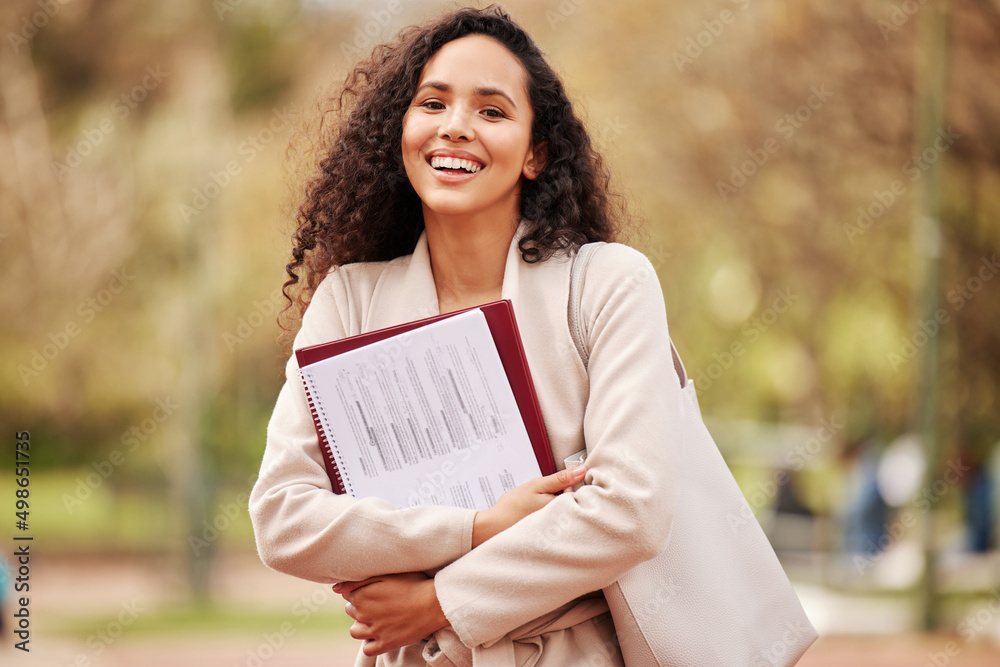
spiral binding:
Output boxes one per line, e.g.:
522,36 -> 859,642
299,368 -> 350,496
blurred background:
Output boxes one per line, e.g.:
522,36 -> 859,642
1,0 -> 998,664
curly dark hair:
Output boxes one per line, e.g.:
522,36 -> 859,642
282,3 -> 629,328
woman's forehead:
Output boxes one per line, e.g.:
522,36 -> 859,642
418,35 -> 529,101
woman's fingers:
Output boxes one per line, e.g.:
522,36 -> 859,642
337,573 -> 445,657
349,619 -> 372,640
530,465 -> 587,495
333,577 -> 380,598
474,466 -> 589,545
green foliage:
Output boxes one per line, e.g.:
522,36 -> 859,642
60,602 -> 351,638
1,0 -> 997,552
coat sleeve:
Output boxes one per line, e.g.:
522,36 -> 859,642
249,271 -> 477,583
433,243 -> 682,648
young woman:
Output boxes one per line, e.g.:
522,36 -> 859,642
249,5 -> 680,665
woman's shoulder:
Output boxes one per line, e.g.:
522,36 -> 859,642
573,241 -> 667,326
578,241 -> 659,284
314,255 -> 408,298
298,255 -> 411,344
305,255 -> 405,317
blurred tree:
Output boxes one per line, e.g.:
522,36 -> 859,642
0,0 -> 997,616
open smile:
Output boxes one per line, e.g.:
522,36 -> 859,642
425,154 -> 485,184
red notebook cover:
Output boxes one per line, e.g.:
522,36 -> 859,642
295,299 -> 555,496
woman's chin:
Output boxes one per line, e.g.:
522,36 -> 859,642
419,196 -> 494,220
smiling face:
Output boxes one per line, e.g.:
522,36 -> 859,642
401,34 -> 542,226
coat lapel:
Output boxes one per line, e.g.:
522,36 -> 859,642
375,227 -> 441,329
367,220 -> 528,331
499,220 -> 525,305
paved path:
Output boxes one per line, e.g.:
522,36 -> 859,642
0,634 -> 361,666
3,552 -> 1000,666
4,633 -> 1000,666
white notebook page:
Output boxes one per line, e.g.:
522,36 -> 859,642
301,308 -> 542,509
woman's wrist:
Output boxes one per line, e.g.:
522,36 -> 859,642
423,579 -> 449,634
472,508 -> 497,548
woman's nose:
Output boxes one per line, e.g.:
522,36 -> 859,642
438,107 -> 474,141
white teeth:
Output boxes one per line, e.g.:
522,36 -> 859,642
430,155 -> 481,173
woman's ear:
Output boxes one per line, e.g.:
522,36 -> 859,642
523,141 -> 548,180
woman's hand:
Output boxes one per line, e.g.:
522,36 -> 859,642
472,465 -> 587,547
334,572 -> 449,656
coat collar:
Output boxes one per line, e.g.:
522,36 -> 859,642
368,219 -> 529,330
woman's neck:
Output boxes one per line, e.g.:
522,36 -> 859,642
423,209 -> 519,314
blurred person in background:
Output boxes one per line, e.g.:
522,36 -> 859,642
961,423 -> 997,553
842,436 -> 889,557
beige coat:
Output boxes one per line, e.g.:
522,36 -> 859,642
249,220 -> 681,665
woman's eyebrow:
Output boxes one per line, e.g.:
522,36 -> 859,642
415,80 -> 518,110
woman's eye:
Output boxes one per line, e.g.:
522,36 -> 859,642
420,100 -> 445,110
483,108 -> 505,119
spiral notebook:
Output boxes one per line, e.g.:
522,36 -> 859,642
295,300 -> 555,510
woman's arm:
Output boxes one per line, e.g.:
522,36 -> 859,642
471,465 -> 588,546
333,466 -> 588,656
250,266 -> 592,584
249,272 -> 479,583
429,244 -> 683,649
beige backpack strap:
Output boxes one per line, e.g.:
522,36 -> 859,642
568,243 -> 687,388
